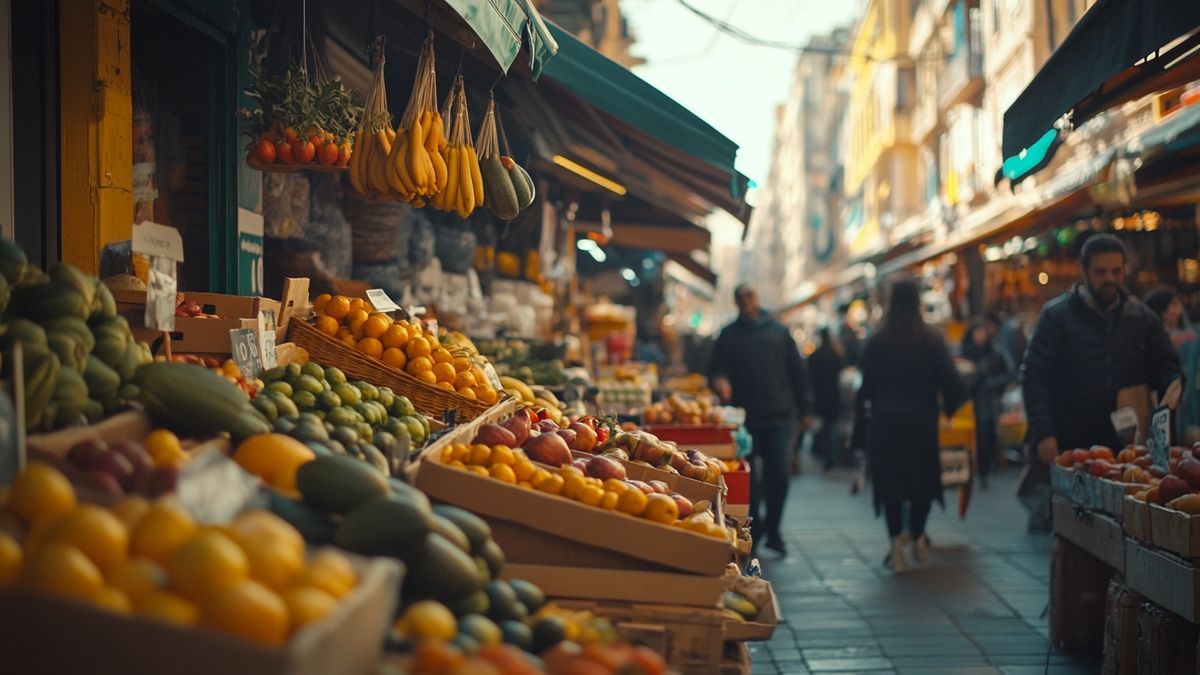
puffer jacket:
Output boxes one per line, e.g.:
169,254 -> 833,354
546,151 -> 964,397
708,313 -> 811,427
1021,284 -> 1181,451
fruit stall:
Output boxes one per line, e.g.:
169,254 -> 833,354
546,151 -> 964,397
1048,443 -> 1200,672
0,231 -> 776,675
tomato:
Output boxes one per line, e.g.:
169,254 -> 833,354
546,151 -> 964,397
276,141 -> 294,165
336,142 -> 352,166
283,127 -> 299,143
1090,447 -> 1115,462
254,140 -> 276,164
595,427 -> 609,444
318,141 -> 339,166
293,140 -> 316,164
1055,453 -> 1073,468
307,134 -> 323,149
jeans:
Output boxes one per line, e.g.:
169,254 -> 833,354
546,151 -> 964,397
747,423 -> 795,543
975,410 -> 998,481
884,500 -> 932,539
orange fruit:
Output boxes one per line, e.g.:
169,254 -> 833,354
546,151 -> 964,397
642,493 -> 680,524
109,495 -> 151,529
363,314 -> 390,339
324,296 -> 351,320
468,444 -> 493,466
432,362 -> 457,383
283,585 -> 338,631
233,434 -> 317,492
235,532 -> 304,592
382,324 -> 410,349
489,445 -> 516,467
600,492 -> 620,511
312,293 -> 332,313
200,579 -> 289,646
39,503 -> 129,575
396,600 -> 457,641
406,336 -> 432,360
336,326 -> 352,339
130,500 -> 196,565
355,337 -> 384,359
341,334 -> 358,347
534,473 -> 565,496
488,464 -> 517,484
416,371 -> 438,385
316,315 -> 339,336
477,386 -> 499,405
431,348 -> 453,364
436,381 -> 455,391
617,489 -> 648,517
8,461 -> 76,527
19,543 -> 104,602
346,309 -> 369,335
230,511 -> 305,557
95,586 -> 133,614
348,298 -> 368,313
165,530 -> 250,601
300,549 -> 357,599
602,479 -> 630,495
578,484 -> 605,507
458,387 -> 477,400
512,459 -> 537,483
144,429 -> 184,465
407,355 -> 433,374
453,356 -> 472,373
466,465 -> 489,477
560,472 -> 587,500
381,348 -> 407,370
107,557 -> 166,602
134,589 -> 199,626
0,532 -> 21,585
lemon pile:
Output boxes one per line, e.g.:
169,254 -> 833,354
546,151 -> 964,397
1,461 -> 358,646
311,294 -> 499,404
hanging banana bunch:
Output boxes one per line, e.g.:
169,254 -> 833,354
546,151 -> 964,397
433,78 -> 484,219
387,34 -> 447,207
349,36 -> 397,198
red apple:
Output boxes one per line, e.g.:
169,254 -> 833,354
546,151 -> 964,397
67,439 -> 108,468
647,480 -> 670,495
474,424 -> 518,447
572,457 -> 590,473
586,455 -> 627,481
556,428 -> 578,449
1160,475 -> 1192,502
569,423 -> 598,452
538,419 -> 561,434
670,493 -> 694,518
628,480 -> 654,495
523,433 -> 572,467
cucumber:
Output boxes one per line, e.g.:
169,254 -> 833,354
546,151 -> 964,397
296,454 -> 390,513
334,495 -> 433,556
432,504 -> 492,556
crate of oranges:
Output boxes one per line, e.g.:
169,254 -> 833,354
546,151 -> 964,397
287,294 -> 497,422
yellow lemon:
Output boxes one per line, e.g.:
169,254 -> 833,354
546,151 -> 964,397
165,530 -> 250,601
200,579 -> 289,646
19,543 -> 103,602
130,500 -> 196,565
8,461 -> 76,527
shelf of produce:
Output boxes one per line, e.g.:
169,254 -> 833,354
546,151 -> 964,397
0,557 -> 402,675
246,158 -> 348,174
1125,538 -> 1200,623
1052,495 -> 1126,573
412,452 -> 732,576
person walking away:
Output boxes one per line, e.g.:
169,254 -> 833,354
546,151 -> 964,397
853,280 -> 965,573
809,327 -> 846,471
1022,234 -> 1182,530
709,284 -> 812,555
960,319 -> 1013,488
1144,287 -> 1199,443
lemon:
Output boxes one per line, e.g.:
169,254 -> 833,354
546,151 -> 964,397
19,543 -> 104,602
130,500 -> 196,564
8,462 -> 76,527
107,557 -> 167,602
134,589 -> 199,626
165,530 -> 249,601
201,579 -> 289,646
396,600 -> 457,641
283,586 -> 338,631
38,503 -> 129,575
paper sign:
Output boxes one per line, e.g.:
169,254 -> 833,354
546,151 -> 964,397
366,288 -> 401,313
175,448 -> 261,523
144,257 -> 177,332
481,362 -> 504,391
1148,406 -> 1172,469
132,221 -> 185,262
229,328 -> 263,379
1111,406 -> 1140,445
258,310 -> 277,370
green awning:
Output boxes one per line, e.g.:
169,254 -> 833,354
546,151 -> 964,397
1001,0 -> 1200,160
442,0 -> 557,74
540,22 -> 746,199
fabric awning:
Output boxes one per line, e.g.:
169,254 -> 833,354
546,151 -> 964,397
1001,0 -> 1200,161
540,23 -> 748,202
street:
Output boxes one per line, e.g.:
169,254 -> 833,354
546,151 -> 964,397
749,467 -> 1098,674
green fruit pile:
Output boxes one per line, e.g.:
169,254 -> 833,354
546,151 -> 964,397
0,238 -> 151,431
252,361 -> 429,476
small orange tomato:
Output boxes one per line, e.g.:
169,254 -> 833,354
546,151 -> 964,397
308,134 -> 323,149
293,140 -> 316,164
336,143 -> 352,167
318,142 -> 339,166
283,127 -> 299,143
254,140 -> 276,164
276,141 -> 294,165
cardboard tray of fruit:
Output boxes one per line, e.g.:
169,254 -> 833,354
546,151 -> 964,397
570,451 -> 722,507
722,584 -> 781,642
0,557 -> 401,675
113,289 -> 285,357
411,451 -> 732,577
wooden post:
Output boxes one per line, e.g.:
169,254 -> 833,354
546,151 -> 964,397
59,0 -> 132,274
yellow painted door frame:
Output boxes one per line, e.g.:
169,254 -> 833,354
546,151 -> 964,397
59,0 -> 132,274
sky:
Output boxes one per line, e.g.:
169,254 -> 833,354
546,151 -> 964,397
621,0 -> 865,211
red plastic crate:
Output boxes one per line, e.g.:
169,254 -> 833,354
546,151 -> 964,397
724,459 -> 750,506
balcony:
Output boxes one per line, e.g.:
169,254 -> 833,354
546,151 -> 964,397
938,44 -> 984,108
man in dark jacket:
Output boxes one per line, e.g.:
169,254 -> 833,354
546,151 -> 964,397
1022,234 -> 1183,463
709,284 -> 811,555
809,327 -> 845,470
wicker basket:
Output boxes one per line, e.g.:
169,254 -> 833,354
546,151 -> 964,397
288,319 -> 492,421
345,195 -> 406,263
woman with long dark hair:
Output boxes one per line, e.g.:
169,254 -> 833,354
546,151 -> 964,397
853,280 -> 965,573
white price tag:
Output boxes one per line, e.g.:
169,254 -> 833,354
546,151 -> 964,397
133,221 -> 185,333
132,221 -> 185,262
366,288 -> 402,313
257,310 -> 277,370
229,328 -> 263,379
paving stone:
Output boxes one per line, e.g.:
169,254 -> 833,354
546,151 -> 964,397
804,657 -> 895,671
801,646 -> 884,660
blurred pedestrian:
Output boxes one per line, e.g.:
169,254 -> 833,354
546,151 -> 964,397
853,280 -> 965,573
809,327 -> 845,470
709,284 -> 812,556
1021,234 -> 1182,530
1144,286 -> 1199,443
960,318 -> 1013,488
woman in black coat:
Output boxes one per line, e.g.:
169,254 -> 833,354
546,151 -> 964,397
854,280 -> 966,573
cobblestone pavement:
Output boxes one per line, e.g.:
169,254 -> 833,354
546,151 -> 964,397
748,466 -> 1098,674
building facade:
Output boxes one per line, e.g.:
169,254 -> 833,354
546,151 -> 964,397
533,0 -> 644,67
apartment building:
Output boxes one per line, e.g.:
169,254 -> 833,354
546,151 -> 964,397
533,0 -> 644,67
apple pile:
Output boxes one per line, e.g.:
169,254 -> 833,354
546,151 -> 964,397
1058,443 -> 1200,514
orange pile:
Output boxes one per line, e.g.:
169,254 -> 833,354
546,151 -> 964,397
311,294 -> 498,404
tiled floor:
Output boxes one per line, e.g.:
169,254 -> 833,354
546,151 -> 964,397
748,466 -> 1099,674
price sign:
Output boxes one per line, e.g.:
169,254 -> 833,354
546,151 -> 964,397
257,310 -> 277,370
229,328 -> 263,379
133,222 -> 185,333
1148,406 -> 1172,469
366,288 -> 402,313
481,362 -> 504,391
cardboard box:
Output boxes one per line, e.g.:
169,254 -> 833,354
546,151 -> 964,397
0,557 -> 401,675
1124,496 -> 1152,542
501,563 -> 725,608
1051,463 -> 1096,508
114,289 -> 282,357
1125,538 -> 1200,623
1093,479 -> 1141,521
1135,600 -> 1198,675
412,453 -> 732,576
1052,496 -> 1125,573
722,583 -> 780,642
1149,504 -> 1200,559
570,451 -> 723,507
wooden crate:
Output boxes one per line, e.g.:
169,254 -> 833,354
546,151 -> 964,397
1101,580 -> 1142,675
1051,536 -> 1113,653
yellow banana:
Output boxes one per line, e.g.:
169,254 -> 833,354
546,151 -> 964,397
349,130 -> 368,194
431,148 -> 448,192
440,146 -> 460,211
385,134 -> 410,196
467,147 -> 484,209
409,117 -> 428,189
459,146 -> 475,214
391,135 -> 419,195
368,130 -> 393,194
